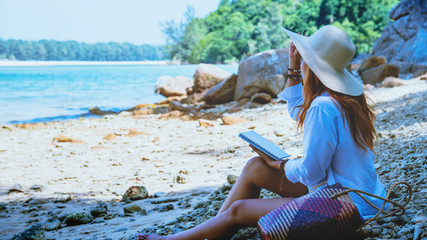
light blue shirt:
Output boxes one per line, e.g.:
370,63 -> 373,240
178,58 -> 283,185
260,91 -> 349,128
277,83 -> 387,219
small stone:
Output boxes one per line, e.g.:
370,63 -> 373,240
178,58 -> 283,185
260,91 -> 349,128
198,119 -> 215,128
112,227 -> 128,233
250,93 -> 272,104
153,192 -> 167,198
30,185 -> 43,192
122,186 -> 149,201
64,211 -> 93,226
274,130 -> 286,137
12,224 -> 45,240
103,133 -> 117,141
9,184 -> 24,193
0,203 -> 6,211
221,116 -> 247,125
90,203 -> 108,217
44,217 -> 61,231
52,135 -> 84,144
227,175 -> 238,184
159,204 -> 174,212
123,203 -> 146,215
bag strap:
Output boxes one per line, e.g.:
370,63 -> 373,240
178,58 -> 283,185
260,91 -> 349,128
331,182 -> 413,227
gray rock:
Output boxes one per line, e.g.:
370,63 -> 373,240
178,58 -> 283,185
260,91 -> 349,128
360,64 -> 399,85
159,204 -> 174,212
0,203 -> 6,211
29,185 -> 43,192
234,49 -> 289,101
202,74 -> 238,104
12,224 -> 45,240
90,203 -> 108,217
9,183 -> 24,193
193,64 -> 232,93
155,75 -> 194,97
372,0 -> 427,73
122,186 -> 149,201
250,92 -> 272,104
44,217 -> 61,231
64,211 -> 93,226
227,175 -> 238,184
123,203 -> 146,215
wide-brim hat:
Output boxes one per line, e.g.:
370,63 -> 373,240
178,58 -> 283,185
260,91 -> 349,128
282,25 -> 363,96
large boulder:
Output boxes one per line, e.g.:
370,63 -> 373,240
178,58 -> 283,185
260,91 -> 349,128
360,63 -> 399,85
202,74 -> 237,104
234,49 -> 289,101
155,76 -> 194,97
193,64 -> 233,93
372,0 -> 427,75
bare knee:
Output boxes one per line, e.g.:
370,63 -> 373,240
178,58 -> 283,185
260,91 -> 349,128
223,200 -> 249,226
243,156 -> 268,175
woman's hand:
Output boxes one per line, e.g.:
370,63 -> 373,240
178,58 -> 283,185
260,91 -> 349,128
249,145 -> 281,170
289,42 -> 301,69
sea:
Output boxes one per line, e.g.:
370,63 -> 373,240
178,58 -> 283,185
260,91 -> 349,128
0,64 -> 238,124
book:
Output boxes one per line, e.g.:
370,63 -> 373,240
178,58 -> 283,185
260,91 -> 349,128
238,130 -> 290,161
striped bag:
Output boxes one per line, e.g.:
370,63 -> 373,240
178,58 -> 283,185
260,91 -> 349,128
258,182 -> 411,240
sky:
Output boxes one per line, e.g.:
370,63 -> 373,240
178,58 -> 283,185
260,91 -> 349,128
0,0 -> 222,45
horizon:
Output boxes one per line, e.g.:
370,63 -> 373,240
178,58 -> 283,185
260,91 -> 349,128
0,0 -> 221,45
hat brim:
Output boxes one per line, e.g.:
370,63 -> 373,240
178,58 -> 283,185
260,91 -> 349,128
281,27 -> 363,96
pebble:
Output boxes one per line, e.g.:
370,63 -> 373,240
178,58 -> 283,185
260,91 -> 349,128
122,186 -> 149,201
8,184 -> 24,193
123,203 -> 146,215
158,204 -> 174,212
12,224 -> 45,240
64,211 -> 93,226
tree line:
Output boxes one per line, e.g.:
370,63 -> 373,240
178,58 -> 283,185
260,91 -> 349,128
0,39 -> 166,61
162,0 -> 399,64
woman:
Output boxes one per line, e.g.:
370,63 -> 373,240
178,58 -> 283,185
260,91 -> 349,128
138,25 -> 386,240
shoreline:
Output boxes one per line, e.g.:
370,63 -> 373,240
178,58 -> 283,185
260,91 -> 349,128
0,60 -> 170,67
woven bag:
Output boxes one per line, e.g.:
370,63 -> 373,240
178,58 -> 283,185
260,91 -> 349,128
258,182 -> 412,240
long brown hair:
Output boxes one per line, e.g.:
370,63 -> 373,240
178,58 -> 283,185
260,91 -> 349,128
297,67 -> 377,152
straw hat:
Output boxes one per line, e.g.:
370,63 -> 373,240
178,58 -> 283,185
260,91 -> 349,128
282,25 -> 363,96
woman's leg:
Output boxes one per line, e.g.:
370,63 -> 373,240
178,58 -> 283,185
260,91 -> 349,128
139,197 -> 296,240
138,156 -> 308,240
217,156 -> 307,214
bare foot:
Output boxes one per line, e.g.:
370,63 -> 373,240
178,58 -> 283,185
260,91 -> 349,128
136,234 -> 167,240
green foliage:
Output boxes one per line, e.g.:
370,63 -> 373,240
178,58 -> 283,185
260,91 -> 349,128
0,39 -> 166,61
162,0 -> 399,63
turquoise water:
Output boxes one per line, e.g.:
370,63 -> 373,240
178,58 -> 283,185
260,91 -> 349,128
0,64 -> 238,124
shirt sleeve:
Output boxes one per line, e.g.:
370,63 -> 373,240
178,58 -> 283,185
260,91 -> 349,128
285,103 -> 338,186
277,83 -> 303,121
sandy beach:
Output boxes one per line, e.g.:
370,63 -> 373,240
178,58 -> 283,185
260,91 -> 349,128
0,78 -> 426,240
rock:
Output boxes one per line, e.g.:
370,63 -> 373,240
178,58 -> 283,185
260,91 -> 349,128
52,135 -> 84,144
103,133 -> 117,141
198,119 -> 216,128
155,75 -> 194,97
193,64 -> 232,93
44,217 -> 61,231
9,183 -> 24,193
360,64 -> 399,85
12,224 -> 45,240
90,203 -> 108,217
29,185 -> 43,192
0,203 -> 6,211
379,76 -> 407,88
250,93 -> 272,104
159,204 -> 174,212
168,101 -> 187,112
123,203 -> 146,215
125,129 -> 148,137
227,175 -> 238,184
202,74 -> 238,104
372,0 -> 427,73
122,186 -> 149,201
358,56 -> 387,74
221,116 -> 247,125
157,96 -> 187,105
181,90 -> 208,105
234,48 -> 289,101
89,107 -> 115,115
236,98 -> 251,107
158,110 -> 184,120
64,211 -> 93,226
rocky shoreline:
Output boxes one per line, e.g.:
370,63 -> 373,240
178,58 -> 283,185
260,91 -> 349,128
0,77 -> 425,240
